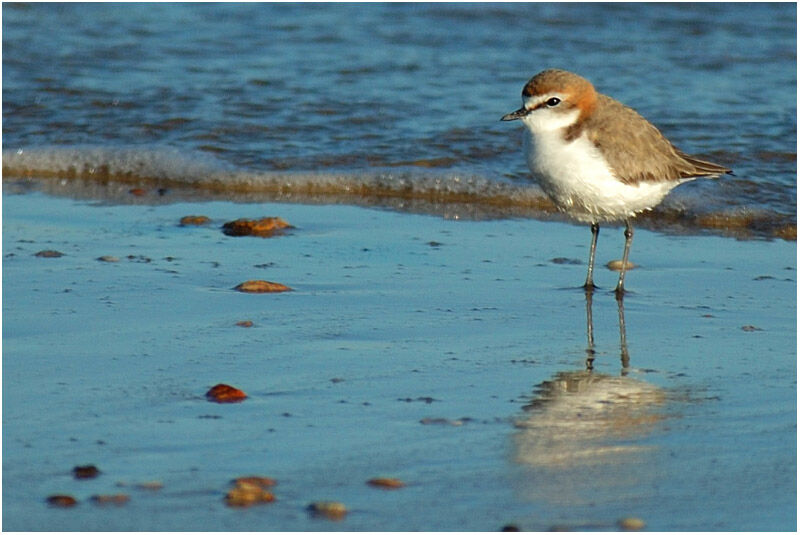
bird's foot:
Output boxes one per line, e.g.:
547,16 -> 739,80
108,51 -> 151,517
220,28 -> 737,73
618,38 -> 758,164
614,285 -> 628,300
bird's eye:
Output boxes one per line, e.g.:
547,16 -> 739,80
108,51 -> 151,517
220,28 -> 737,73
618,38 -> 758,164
546,97 -> 561,107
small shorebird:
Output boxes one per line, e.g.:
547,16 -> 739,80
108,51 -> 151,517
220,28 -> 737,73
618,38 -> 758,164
502,69 -> 731,297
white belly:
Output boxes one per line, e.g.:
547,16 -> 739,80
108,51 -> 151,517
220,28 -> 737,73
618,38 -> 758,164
524,130 -> 680,223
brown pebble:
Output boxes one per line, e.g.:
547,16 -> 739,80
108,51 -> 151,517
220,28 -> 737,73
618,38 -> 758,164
91,494 -> 130,505
367,477 -> 405,489
606,259 -> 636,271
34,250 -> 64,258
225,478 -> 276,507
128,188 -> 147,196
501,525 -> 521,532
618,517 -> 646,531
73,465 -> 100,479
233,476 -> 276,488
179,215 -> 212,226
206,383 -> 248,403
307,501 -> 347,520
234,280 -> 292,293
235,320 -> 254,328
225,484 -> 276,507
47,494 -> 78,507
222,217 -> 293,237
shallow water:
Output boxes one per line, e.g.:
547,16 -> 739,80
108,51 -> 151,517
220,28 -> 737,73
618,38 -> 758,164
2,192 -> 796,530
2,3 -> 797,237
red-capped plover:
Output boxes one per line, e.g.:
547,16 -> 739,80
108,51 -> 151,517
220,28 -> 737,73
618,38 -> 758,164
502,69 -> 731,297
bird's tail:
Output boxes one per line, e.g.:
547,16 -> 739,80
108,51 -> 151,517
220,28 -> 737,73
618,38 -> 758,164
680,151 -> 733,177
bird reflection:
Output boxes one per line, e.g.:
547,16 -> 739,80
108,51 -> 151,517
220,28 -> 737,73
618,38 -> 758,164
513,292 -> 664,473
584,290 -> 629,372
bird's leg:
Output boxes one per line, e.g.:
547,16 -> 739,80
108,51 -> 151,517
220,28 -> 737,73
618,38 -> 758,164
583,222 -> 600,291
615,219 -> 633,299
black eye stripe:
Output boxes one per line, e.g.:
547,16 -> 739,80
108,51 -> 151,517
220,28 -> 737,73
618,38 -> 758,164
526,97 -> 565,112
530,101 -> 551,111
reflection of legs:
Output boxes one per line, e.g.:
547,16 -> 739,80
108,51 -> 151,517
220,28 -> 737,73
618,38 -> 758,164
584,290 -> 595,370
615,219 -> 633,298
617,296 -> 630,372
587,285 -> 631,373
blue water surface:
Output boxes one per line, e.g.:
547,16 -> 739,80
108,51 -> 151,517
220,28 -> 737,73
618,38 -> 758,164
3,3 -> 796,216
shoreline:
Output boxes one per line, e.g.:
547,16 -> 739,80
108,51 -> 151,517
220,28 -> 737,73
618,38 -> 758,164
3,172 -> 796,242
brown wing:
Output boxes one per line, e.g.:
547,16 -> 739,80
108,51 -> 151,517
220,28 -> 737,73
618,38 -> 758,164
585,95 -> 731,185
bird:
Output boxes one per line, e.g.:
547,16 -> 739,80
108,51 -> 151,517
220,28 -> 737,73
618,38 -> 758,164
501,69 -> 731,297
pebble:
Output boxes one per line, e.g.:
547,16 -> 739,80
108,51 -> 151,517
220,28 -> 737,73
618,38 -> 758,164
234,280 -> 292,293
73,465 -> 100,479
206,383 -> 248,403
606,259 -> 636,271
307,501 -> 348,520
34,250 -> 64,258
126,254 -> 152,263
233,476 -> 276,488
367,477 -> 405,489
222,217 -> 293,237
225,481 -> 275,507
179,215 -> 211,226
618,517 -> 646,531
235,320 -> 254,328
97,255 -> 120,262
46,494 -> 78,507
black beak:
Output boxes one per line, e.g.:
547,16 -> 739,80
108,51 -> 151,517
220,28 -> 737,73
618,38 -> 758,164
501,107 -> 527,121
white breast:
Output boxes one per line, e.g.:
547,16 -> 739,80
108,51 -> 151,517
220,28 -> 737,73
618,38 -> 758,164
523,129 -> 680,223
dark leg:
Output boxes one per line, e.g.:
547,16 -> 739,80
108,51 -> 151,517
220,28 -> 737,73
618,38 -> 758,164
584,289 -> 595,370
583,222 -> 600,291
615,219 -> 633,299
617,296 -> 630,372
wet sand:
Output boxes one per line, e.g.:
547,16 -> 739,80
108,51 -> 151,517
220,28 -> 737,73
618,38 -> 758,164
2,190 -> 796,531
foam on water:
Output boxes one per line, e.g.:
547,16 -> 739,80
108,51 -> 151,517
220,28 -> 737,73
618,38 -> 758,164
3,146 -> 794,239
2,145 -> 554,211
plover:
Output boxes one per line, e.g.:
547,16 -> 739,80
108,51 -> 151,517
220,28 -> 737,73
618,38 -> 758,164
502,69 -> 731,296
